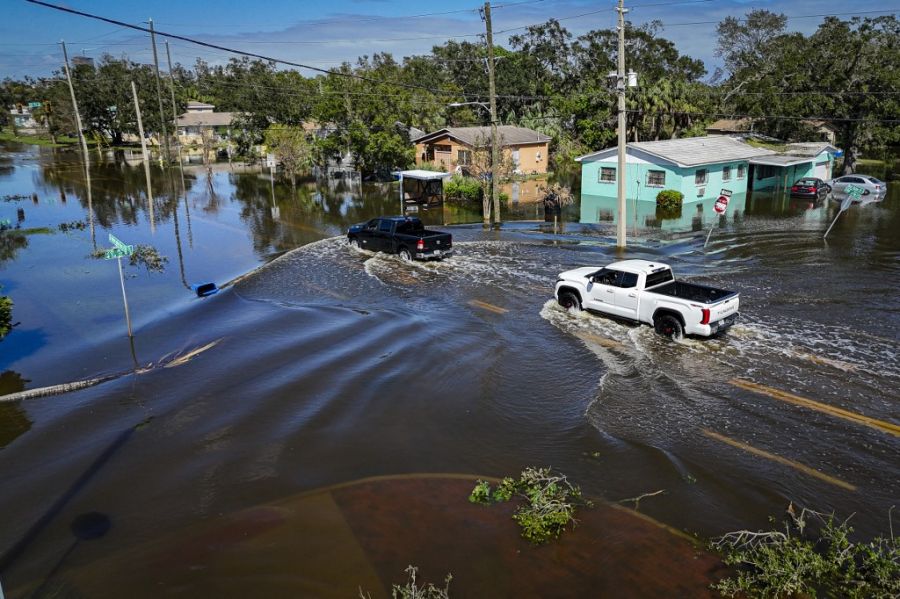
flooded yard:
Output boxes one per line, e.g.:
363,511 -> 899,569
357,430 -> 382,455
1,143 -> 898,596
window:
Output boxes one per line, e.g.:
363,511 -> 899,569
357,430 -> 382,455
737,164 -> 746,179
645,268 -> 674,288
366,219 -> 378,231
695,169 -> 708,185
619,272 -> 638,288
536,151 -> 542,162
378,219 -> 393,232
434,144 -> 451,153
722,166 -> 732,181
592,269 -> 620,285
599,167 -> 616,183
646,170 -> 666,187
457,149 -> 471,165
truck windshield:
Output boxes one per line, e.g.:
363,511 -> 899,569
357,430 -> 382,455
645,269 -> 674,288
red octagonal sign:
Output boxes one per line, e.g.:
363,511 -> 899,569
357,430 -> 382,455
714,195 -> 729,214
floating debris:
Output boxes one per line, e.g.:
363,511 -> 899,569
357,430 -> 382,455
2,194 -> 29,202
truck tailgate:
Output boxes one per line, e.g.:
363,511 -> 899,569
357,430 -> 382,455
709,294 -> 739,322
421,232 -> 452,252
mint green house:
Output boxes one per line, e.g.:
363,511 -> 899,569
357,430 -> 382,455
576,136 -> 778,212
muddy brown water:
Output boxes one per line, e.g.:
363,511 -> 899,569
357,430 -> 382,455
0,143 -> 897,596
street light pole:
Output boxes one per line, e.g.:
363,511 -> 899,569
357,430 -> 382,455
616,0 -> 628,249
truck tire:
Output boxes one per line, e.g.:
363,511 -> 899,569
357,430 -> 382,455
558,290 -> 582,311
398,247 -> 412,261
654,314 -> 683,340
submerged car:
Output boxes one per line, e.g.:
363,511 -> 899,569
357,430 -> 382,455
790,178 -> 830,199
828,175 -> 885,197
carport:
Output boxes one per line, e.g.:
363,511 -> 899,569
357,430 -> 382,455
394,170 -> 451,214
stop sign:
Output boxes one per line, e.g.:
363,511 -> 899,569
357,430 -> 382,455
714,195 -> 729,214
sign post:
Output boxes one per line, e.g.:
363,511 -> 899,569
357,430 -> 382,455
104,234 -> 135,337
704,190 -> 731,247
824,184 -> 862,239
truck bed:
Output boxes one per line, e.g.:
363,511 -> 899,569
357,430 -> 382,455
648,281 -> 737,304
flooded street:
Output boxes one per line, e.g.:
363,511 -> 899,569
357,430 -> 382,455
1,143 -> 898,596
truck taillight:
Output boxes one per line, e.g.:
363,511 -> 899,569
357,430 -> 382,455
416,239 -> 424,250
700,308 -> 711,325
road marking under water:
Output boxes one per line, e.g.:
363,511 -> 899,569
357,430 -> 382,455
577,332 -> 624,349
729,378 -> 900,438
702,429 -> 856,492
468,300 -> 508,314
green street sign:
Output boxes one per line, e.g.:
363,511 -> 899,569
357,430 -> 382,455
845,184 -> 864,200
104,246 -> 134,260
109,233 -> 129,251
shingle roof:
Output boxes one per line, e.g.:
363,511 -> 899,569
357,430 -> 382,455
576,136 -> 776,167
784,142 -> 839,157
706,118 -> 753,132
176,112 -> 236,127
413,125 -> 550,147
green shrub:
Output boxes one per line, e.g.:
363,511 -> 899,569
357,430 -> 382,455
656,189 -> 684,211
712,505 -> 900,598
443,175 -> 482,203
0,291 -> 12,340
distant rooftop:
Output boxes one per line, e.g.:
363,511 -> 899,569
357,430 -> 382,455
176,112 -> 235,127
749,154 -> 814,167
413,125 -> 551,147
577,136 -> 776,167
784,142 -> 839,156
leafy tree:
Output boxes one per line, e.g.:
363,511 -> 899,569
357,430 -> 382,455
264,124 -> 313,189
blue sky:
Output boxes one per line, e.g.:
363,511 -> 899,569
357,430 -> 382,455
1,0 -> 896,81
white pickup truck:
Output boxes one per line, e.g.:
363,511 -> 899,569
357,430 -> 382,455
554,259 -> 739,338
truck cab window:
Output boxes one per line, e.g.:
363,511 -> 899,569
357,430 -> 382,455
619,272 -> 638,288
366,220 -> 378,231
593,269 -> 620,286
378,220 -> 393,232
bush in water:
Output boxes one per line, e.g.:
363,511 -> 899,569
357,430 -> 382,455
656,189 -> 684,211
444,175 -> 482,203
0,290 -> 12,340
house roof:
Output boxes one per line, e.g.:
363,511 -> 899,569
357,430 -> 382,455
395,170 -> 453,180
749,155 -> 814,167
412,125 -> 550,147
576,136 -> 776,167
186,101 -> 215,110
176,112 -> 236,127
784,142 -> 839,156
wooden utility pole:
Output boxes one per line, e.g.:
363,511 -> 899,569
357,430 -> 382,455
131,80 -> 155,232
148,18 -> 170,164
616,0 -> 628,249
164,40 -> 185,171
483,1 -> 501,228
60,41 -> 89,159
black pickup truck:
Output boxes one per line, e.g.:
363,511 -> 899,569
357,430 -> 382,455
347,216 -> 453,261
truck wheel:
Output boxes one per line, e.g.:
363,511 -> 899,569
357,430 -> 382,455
398,248 -> 412,261
558,291 -> 581,311
654,314 -> 683,340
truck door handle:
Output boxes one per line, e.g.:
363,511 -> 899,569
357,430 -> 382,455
628,293 -> 636,298
606,289 -> 614,294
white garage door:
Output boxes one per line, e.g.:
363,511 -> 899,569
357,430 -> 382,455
814,160 -> 830,179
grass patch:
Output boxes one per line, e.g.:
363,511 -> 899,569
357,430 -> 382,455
712,504 -> 899,598
0,128 -> 97,148
469,467 -> 591,544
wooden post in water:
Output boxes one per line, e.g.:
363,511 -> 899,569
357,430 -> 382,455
131,80 -> 155,233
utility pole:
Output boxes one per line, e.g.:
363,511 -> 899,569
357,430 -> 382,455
148,19 -> 170,165
131,80 -> 155,233
60,41 -> 89,159
616,0 -> 628,249
165,40 -> 185,171
483,1 -> 501,228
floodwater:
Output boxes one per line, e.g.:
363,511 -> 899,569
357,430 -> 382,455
0,143 -> 898,597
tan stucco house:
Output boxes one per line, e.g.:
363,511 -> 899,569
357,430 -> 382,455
412,126 -> 551,175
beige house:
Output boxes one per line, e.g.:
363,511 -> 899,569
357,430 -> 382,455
412,126 -> 551,175
175,101 -> 237,145
706,118 -> 837,144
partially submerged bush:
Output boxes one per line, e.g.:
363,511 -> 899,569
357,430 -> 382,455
0,290 -> 12,340
129,244 -> 168,273
712,505 -> 900,598
469,467 -> 591,544
655,189 -> 684,211
443,175 -> 482,203
360,565 -> 452,599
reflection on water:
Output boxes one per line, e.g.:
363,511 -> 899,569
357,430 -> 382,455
0,141 -> 899,596
0,371 -> 31,448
